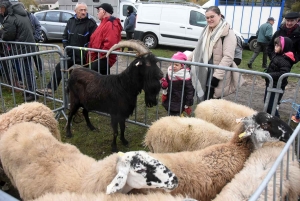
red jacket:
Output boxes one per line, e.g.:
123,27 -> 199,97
87,16 -> 122,67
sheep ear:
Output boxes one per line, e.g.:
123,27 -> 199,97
106,154 -> 130,194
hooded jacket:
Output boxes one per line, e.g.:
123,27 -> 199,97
87,16 -> 122,67
124,12 -> 136,33
265,37 -> 295,89
267,24 -> 300,64
1,2 -> 35,53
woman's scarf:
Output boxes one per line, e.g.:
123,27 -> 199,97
190,19 -> 228,100
167,66 -> 191,81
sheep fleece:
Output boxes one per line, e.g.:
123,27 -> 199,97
0,122 -> 123,200
30,192 -> 194,201
0,102 -> 60,141
194,99 -> 256,132
213,141 -> 300,201
144,116 -> 233,153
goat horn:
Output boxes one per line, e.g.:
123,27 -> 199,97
106,40 -> 150,58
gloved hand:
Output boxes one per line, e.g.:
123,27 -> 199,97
161,94 -> 167,103
161,78 -> 168,89
210,77 -> 219,88
184,106 -> 192,116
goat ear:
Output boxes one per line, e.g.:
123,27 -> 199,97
106,154 -> 130,194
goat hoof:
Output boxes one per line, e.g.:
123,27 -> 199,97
121,138 -> 129,146
65,134 -> 73,138
111,147 -> 118,153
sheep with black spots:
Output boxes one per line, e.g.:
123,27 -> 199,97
0,102 -> 60,140
144,116 -> 233,153
213,141 -> 300,201
194,99 -> 257,132
31,192 -> 197,201
132,112 -> 292,201
0,122 -> 178,201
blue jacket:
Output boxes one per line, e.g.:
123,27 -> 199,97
256,22 -> 273,43
124,12 -> 136,33
28,12 -> 42,42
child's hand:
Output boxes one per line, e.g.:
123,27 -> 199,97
161,94 -> 167,103
161,78 -> 168,89
184,106 -> 192,116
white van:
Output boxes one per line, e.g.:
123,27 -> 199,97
134,3 -> 207,49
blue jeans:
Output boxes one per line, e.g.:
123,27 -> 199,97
264,87 -> 284,118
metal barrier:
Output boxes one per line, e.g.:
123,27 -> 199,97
0,42 -> 299,200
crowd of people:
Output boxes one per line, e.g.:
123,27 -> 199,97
0,1 -> 299,121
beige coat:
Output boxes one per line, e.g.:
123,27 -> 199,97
212,25 -> 245,98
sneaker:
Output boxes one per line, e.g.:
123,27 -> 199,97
247,63 -> 252,69
291,115 -> 300,123
36,88 -> 53,96
25,94 -> 39,102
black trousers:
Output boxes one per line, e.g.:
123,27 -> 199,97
90,58 -> 110,75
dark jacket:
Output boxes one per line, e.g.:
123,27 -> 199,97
62,13 -> 97,62
124,12 -> 136,33
1,2 -> 35,53
162,71 -> 194,113
256,22 -> 273,43
265,37 -> 294,89
267,24 -> 300,64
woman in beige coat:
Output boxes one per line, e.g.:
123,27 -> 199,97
190,6 -> 244,100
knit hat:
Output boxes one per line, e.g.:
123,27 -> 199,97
172,52 -> 187,61
95,3 -> 113,14
127,6 -> 134,14
284,12 -> 299,19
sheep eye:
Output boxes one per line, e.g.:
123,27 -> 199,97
136,169 -> 146,174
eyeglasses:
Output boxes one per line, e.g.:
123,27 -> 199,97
97,8 -> 104,13
206,15 -> 216,20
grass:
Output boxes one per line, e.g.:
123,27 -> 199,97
1,43 -> 299,160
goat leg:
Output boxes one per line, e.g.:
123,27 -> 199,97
66,104 -> 80,138
119,117 -> 128,146
111,115 -> 119,153
82,108 -> 96,131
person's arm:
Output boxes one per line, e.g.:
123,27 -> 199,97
125,14 -> 135,31
2,19 -> 17,41
62,19 -> 71,47
268,59 -> 292,81
267,32 -> 277,60
32,14 -> 42,41
265,24 -> 273,42
86,19 -> 98,47
213,29 -> 236,80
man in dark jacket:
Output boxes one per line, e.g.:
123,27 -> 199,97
267,12 -> 300,65
0,0 -> 37,101
36,2 -> 97,96
247,17 -> 275,69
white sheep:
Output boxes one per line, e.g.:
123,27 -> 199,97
194,99 -> 257,132
0,122 -> 178,201
0,102 -> 60,141
213,141 -> 300,201
30,192 -> 197,201
144,116 -> 233,153
132,112 -> 293,201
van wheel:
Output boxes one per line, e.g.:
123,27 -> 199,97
143,34 -> 158,49
249,39 -> 257,51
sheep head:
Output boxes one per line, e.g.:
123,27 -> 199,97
106,151 -> 178,194
237,112 -> 292,148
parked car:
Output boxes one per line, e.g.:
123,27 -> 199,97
34,10 -> 99,43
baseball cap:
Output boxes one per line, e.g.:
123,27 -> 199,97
267,17 -> 275,21
95,3 -> 113,14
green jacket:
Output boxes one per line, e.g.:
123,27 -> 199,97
256,22 -> 273,43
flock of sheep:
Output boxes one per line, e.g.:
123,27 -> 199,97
0,40 -> 298,201
0,98 -> 298,201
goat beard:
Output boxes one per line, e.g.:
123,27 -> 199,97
144,80 -> 161,107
